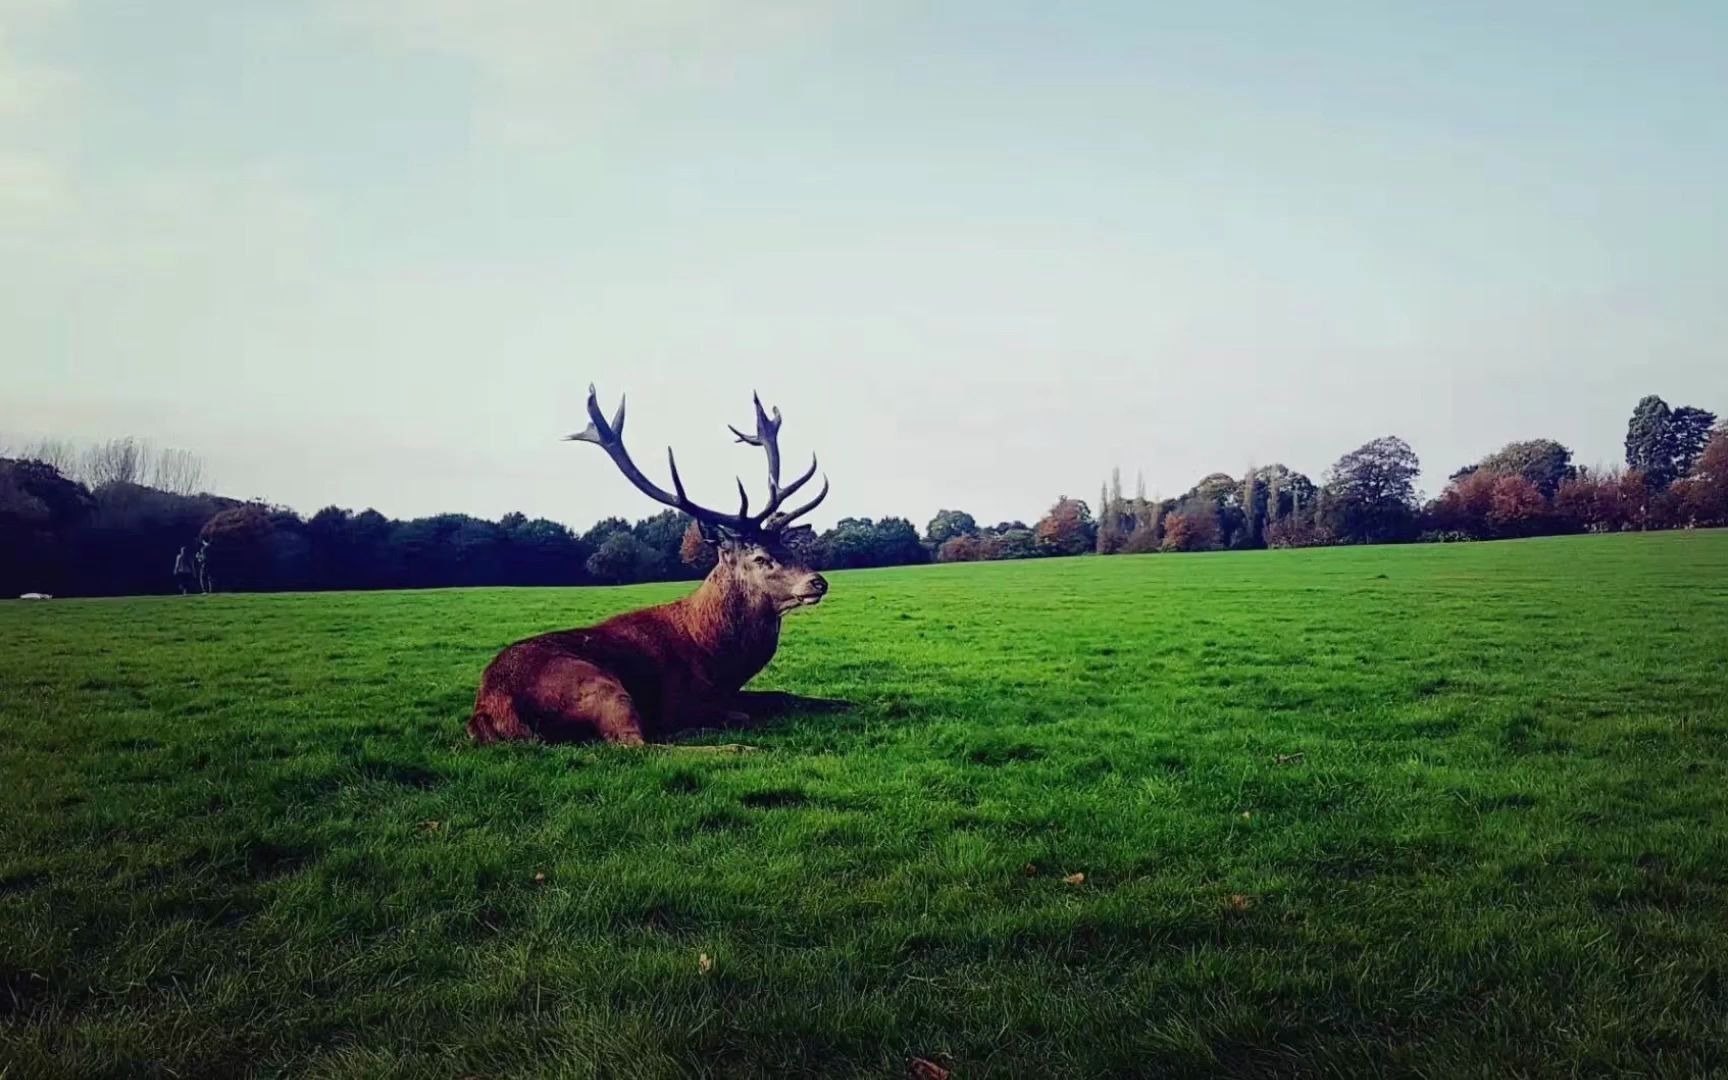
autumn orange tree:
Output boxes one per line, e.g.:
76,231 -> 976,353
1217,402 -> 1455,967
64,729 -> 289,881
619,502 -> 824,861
1674,426 -> 1728,525
1161,499 -> 1222,552
1034,497 -> 1095,556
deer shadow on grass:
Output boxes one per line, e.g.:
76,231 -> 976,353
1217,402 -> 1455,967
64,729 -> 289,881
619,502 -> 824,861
663,690 -> 855,746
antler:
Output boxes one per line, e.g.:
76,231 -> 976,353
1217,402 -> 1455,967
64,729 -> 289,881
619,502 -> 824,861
565,385 -> 753,534
568,386 -> 828,536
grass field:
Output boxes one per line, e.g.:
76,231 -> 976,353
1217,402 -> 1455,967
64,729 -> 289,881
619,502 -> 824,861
3,532 -> 1728,1077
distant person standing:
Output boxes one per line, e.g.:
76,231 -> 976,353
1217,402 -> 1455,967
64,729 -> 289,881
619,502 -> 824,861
173,546 -> 196,594
195,538 -> 212,594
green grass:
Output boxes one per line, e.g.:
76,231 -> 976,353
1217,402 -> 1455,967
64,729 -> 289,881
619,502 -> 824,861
4,532 -> 1728,1078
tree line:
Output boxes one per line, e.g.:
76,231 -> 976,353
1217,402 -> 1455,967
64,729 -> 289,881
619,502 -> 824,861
3,392 -> 1724,597
929,393 -> 1723,561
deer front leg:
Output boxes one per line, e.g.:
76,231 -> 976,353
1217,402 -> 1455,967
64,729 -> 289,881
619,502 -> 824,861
657,688 -> 756,751
685,700 -> 753,729
660,687 -> 750,731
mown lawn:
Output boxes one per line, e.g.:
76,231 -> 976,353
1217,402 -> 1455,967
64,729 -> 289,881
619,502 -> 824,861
3,531 -> 1727,1078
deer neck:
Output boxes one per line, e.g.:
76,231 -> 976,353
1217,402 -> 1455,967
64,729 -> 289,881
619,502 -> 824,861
683,569 -> 781,666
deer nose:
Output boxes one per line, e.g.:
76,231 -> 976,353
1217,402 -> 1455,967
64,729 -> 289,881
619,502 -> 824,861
808,574 -> 829,595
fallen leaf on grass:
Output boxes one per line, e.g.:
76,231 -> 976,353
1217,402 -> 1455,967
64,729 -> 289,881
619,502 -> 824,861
698,952 -> 713,975
1240,811 -> 1253,821
1226,894 -> 1253,911
1021,863 -> 1038,877
1274,753 -> 1305,766
532,872 -> 546,884
908,1056 -> 951,1080
1063,872 -> 1086,886
416,820 -> 442,833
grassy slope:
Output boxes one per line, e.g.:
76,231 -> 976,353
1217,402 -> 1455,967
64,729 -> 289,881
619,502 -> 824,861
2,532 -> 1727,1078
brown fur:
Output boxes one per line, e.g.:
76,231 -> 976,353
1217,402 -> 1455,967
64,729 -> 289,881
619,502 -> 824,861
469,538 -> 826,744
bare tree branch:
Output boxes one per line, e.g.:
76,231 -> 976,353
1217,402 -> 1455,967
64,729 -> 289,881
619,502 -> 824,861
19,438 -> 78,474
80,437 -> 149,489
151,447 -> 207,495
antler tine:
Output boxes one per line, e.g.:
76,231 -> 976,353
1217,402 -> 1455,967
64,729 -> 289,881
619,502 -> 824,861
751,452 -> 818,525
563,384 -> 615,444
667,447 -> 688,502
775,452 -> 818,502
767,473 -> 829,531
728,392 -> 782,439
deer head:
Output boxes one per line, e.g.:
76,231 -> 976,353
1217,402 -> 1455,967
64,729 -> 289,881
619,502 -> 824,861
566,386 -> 830,610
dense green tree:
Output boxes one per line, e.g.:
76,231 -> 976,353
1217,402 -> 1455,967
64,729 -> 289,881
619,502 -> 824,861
869,517 -> 927,566
1255,465 -> 1316,522
924,509 -> 978,548
633,509 -> 700,579
502,515 -> 589,585
1322,436 -> 1421,543
1623,396 -> 1716,489
585,531 -> 665,585
1182,472 -> 1239,507
1473,439 -> 1575,496
1671,406 -> 1718,478
0,459 -> 96,595
1239,469 -> 1262,549
580,516 -> 633,550
816,517 -> 926,569
347,509 -> 398,587
821,518 -> 881,569
1095,471 -> 1128,555
305,506 -> 355,587
1625,395 -> 1673,486
1175,472 -> 1247,546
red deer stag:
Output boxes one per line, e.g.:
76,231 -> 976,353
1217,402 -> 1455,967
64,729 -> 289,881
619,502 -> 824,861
467,387 -> 830,746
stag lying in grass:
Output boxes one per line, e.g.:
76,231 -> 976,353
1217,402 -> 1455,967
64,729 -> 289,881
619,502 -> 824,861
468,388 -> 831,746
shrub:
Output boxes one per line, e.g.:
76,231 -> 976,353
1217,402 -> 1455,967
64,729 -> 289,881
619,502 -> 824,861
1264,517 -> 1333,549
981,528 -> 1037,560
1486,474 -> 1549,537
1121,524 -> 1162,554
937,534 -> 985,562
1161,501 -> 1222,552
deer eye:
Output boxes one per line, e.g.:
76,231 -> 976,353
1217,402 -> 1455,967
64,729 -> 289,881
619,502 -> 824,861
751,551 -> 773,566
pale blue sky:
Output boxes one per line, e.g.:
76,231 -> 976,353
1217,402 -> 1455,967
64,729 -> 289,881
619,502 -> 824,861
3,1 -> 1724,529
